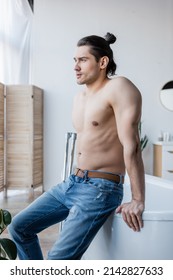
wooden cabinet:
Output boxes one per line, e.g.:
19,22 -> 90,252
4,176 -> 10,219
153,142 -> 173,181
0,84 -> 43,193
0,83 -> 4,190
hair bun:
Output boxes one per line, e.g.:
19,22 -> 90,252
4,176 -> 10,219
105,32 -> 116,45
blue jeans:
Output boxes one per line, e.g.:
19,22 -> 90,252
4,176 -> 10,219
8,171 -> 123,260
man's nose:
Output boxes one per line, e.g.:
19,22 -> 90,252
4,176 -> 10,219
74,62 -> 80,71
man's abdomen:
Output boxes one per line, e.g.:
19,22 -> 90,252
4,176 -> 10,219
76,132 -> 125,174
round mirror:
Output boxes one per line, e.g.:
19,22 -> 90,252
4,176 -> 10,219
160,81 -> 173,111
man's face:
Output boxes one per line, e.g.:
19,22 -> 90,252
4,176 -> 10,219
74,46 -> 101,85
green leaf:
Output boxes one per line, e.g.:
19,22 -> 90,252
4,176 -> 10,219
0,209 -> 5,233
0,209 -> 12,234
3,210 -> 12,226
0,245 -> 7,259
140,135 -> 148,152
138,121 -> 149,152
0,238 -> 17,260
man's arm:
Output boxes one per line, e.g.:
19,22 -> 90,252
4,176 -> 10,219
110,77 -> 145,231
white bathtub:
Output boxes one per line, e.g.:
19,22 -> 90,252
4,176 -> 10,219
83,174 -> 173,260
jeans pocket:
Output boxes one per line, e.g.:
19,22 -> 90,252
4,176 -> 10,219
88,178 -> 115,200
87,179 -> 123,210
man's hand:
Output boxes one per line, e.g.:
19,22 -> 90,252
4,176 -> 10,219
115,200 -> 144,232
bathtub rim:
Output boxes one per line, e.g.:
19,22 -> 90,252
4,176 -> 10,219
125,173 -> 173,190
114,211 -> 173,221
122,174 -> 173,220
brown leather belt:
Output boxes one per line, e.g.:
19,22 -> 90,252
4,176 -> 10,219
74,168 -> 124,184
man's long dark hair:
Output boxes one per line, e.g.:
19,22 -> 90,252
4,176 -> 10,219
77,32 -> 117,76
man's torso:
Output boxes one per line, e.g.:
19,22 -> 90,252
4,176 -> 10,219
72,78 -> 125,174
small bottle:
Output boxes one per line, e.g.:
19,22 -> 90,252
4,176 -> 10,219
158,131 -> 163,142
163,132 -> 170,142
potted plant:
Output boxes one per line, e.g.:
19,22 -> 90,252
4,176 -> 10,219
0,209 -> 17,260
139,121 -> 148,152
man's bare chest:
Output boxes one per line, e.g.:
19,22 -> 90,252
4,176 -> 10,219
72,95 -> 114,131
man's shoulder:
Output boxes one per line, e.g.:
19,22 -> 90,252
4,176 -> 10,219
108,76 -> 140,95
106,76 -> 130,97
108,76 -> 134,88
106,76 -> 141,106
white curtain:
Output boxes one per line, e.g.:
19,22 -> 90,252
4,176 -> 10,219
0,0 -> 33,84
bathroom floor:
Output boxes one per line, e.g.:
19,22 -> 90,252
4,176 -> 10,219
0,188 -> 59,259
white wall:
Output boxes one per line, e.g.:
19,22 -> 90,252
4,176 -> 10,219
31,0 -> 173,190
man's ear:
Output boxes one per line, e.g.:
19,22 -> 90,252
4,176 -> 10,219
100,56 -> 109,70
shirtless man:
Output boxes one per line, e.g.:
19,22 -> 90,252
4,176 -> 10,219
8,33 -> 145,260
